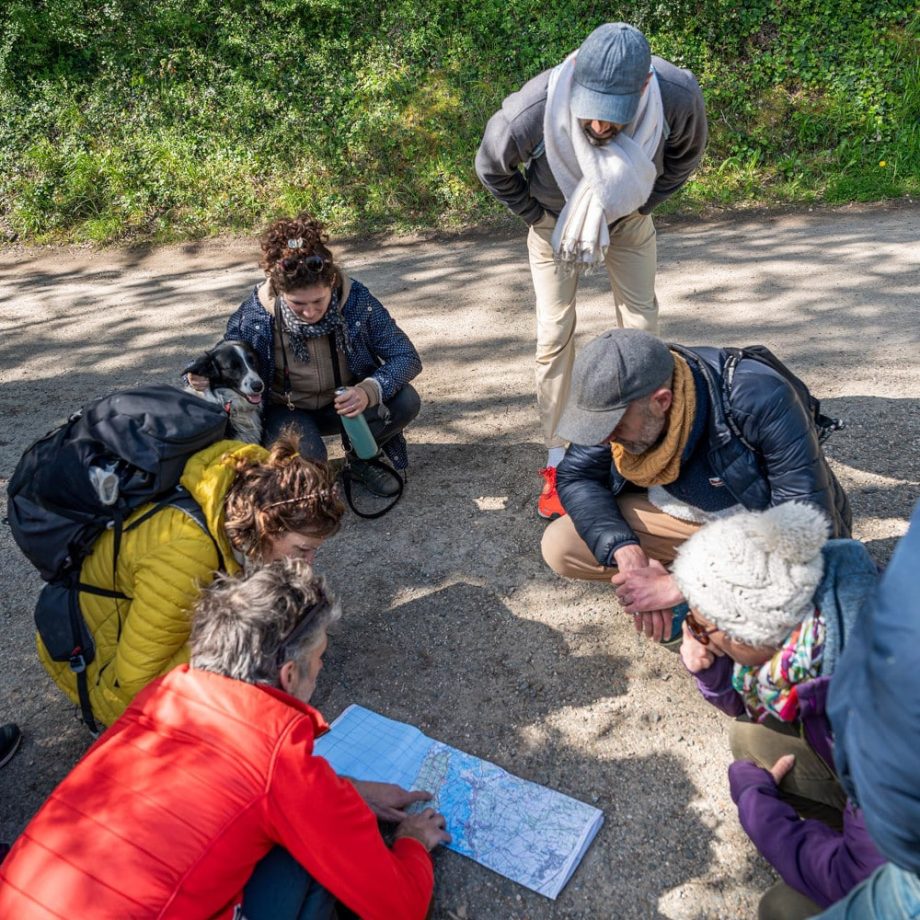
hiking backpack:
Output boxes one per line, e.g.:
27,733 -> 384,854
6,385 -> 230,731
721,345 -> 845,446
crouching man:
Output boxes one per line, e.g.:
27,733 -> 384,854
0,559 -> 449,919
542,328 -> 851,642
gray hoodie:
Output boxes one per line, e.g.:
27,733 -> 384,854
475,57 -> 707,225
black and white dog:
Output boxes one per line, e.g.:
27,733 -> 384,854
183,340 -> 265,444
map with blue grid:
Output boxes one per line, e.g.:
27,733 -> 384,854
313,705 -> 603,899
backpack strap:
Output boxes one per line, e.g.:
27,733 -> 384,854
721,345 -> 845,446
61,577 -> 101,736
64,489 -> 221,735
340,460 -> 405,519
75,490 -> 223,663
124,488 -> 225,572
719,348 -> 756,451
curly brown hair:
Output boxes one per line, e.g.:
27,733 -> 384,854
223,429 -> 345,560
261,212 -> 339,295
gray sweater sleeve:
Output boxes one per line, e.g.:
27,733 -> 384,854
474,72 -> 551,226
640,60 -> 708,214
477,62 -> 705,221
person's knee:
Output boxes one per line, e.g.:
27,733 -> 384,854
393,385 -> 421,424
283,421 -> 328,462
541,520 -> 571,576
729,718 -> 759,763
535,323 -> 577,362
298,434 -> 328,462
758,881 -> 821,920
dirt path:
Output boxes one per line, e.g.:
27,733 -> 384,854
1,204 -> 918,918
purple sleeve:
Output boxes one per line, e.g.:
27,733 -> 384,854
729,761 -> 886,907
692,654 -> 745,717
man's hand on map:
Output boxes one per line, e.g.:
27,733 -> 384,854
348,779 -> 434,822
395,807 -> 452,851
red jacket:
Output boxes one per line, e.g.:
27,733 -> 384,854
0,666 -> 433,919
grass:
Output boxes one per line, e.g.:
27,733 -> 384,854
0,0 -> 916,244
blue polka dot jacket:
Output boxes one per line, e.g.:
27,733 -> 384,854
225,277 -> 422,469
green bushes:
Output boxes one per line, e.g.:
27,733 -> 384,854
0,0 -> 916,242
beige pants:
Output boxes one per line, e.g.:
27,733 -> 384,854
541,492 -> 700,578
757,881 -> 822,920
730,717 -> 847,828
528,211 -> 659,448
731,717 -> 846,920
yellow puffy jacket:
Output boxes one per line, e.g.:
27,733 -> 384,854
37,440 -> 266,727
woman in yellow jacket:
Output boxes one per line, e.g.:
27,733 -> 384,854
38,431 -> 344,727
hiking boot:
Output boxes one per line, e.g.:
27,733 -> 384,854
0,724 -> 22,768
538,466 -> 566,520
348,457 -> 401,497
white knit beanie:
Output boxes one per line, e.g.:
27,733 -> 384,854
671,503 -> 831,647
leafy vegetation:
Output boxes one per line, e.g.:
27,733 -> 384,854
0,0 -> 916,243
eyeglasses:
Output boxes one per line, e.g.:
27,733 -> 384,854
275,599 -> 325,668
685,610 -> 719,646
279,254 -> 328,274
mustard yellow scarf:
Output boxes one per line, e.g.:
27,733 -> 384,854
611,353 -> 696,487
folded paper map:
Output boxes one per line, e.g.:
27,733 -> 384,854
314,704 -> 603,899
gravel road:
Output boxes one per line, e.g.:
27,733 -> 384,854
1,203 -> 917,918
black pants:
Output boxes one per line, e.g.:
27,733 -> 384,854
263,385 -> 420,462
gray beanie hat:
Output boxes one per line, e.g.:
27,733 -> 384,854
671,503 -> 831,647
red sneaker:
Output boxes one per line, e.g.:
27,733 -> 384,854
538,466 -> 566,520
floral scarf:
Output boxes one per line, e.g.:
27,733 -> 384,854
732,609 -> 825,723
277,288 -> 350,364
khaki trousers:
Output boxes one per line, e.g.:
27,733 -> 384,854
528,211 -> 659,448
541,492 -> 701,578
730,717 -> 847,829
732,718 -> 845,920
758,881 -> 822,920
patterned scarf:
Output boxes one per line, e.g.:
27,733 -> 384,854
611,353 -> 696,487
277,288 -> 350,364
732,609 -> 825,723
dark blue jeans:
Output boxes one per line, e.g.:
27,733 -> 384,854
263,385 -> 420,462
241,847 -> 335,920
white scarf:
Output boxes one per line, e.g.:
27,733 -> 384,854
544,53 -> 663,269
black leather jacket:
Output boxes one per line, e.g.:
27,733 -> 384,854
556,346 -> 852,566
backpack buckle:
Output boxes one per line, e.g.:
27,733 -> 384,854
69,651 -> 88,673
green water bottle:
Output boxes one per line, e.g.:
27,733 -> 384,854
667,602 -> 690,643
335,388 -> 379,459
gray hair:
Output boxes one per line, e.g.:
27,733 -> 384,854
190,558 -> 341,686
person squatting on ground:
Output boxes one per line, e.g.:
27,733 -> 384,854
37,432 -> 344,727
672,503 -> 884,919
0,559 -> 450,919
541,328 -> 851,642
812,500 -> 920,918
0,723 -> 22,862
475,22 -> 707,515
189,212 -> 422,498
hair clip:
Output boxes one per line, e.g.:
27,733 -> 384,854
266,487 -> 336,510
287,237 -> 303,250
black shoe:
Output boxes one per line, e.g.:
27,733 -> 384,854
0,724 -> 22,768
347,457 -> 401,497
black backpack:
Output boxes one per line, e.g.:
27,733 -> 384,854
721,345 -> 845,446
6,385 -> 230,731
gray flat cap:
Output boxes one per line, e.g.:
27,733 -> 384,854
556,328 -> 674,445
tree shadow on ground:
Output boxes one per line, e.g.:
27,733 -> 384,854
312,582 -> 719,919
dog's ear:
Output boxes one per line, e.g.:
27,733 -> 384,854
182,353 -> 216,378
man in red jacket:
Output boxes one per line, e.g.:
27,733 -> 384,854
0,559 -> 449,919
